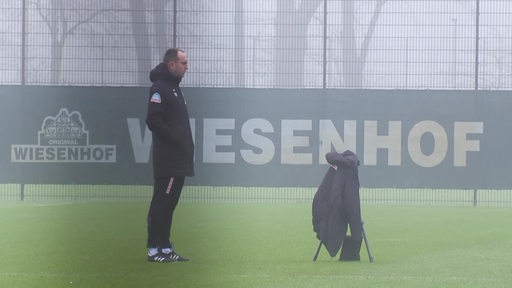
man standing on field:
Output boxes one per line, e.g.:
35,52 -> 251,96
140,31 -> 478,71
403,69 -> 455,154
145,48 -> 194,263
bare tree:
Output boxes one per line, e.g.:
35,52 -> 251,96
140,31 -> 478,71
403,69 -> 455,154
341,0 -> 386,88
481,34 -> 512,89
274,0 -> 322,88
152,0 -> 171,53
131,0 -> 178,85
34,0 -> 107,84
274,0 -> 386,88
234,0 -> 245,86
129,0 -> 152,85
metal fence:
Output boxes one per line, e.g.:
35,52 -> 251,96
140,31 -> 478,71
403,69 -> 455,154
2,184 -> 512,207
1,0 -> 511,89
2,1 -> 512,205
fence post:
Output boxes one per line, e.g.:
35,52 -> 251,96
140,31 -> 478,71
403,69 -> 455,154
21,0 -> 27,85
20,184 -> 25,201
473,189 -> 478,207
474,0 -> 480,90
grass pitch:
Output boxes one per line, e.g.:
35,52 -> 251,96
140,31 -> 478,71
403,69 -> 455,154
1,201 -> 512,288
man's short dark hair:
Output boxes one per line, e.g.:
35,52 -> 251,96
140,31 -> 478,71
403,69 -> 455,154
163,48 -> 184,63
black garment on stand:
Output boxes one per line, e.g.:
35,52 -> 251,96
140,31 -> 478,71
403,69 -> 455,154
312,150 -> 362,260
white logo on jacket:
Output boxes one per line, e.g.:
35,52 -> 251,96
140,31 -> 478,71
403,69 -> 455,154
150,93 -> 161,103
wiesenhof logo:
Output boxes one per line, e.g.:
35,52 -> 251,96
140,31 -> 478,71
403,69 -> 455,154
11,108 -> 116,163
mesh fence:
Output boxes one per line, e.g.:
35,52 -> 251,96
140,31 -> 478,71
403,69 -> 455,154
1,0 -> 511,89
2,184 -> 512,207
2,1 -> 512,205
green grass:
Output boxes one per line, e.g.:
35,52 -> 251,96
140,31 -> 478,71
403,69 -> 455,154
1,202 -> 512,288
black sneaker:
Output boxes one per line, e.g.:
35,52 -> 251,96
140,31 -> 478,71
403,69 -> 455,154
147,253 -> 174,263
147,251 -> 189,263
165,251 -> 189,262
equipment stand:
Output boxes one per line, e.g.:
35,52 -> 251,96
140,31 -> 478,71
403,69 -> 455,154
313,221 -> 374,262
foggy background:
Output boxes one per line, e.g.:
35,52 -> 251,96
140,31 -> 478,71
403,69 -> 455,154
1,0 -> 511,90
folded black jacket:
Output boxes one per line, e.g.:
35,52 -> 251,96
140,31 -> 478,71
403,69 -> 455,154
312,150 -> 362,257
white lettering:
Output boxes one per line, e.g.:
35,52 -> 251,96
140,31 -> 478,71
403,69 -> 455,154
240,118 -> 275,165
11,145 -> 116,162
408,120 -> 448,167
281,120 -> 312,165
203,118 -> 235,163
319,120 -> 357,164
364,121 -> 402,166
124,117 -> 484,168
454,122 -> 484,167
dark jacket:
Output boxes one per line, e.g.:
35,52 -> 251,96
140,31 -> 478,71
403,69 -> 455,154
146,63 -> 194,178
312,150 -> 362,257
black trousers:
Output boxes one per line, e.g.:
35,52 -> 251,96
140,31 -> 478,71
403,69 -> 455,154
146,176 -> 185,248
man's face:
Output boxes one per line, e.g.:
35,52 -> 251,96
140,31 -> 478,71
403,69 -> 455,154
167,51 -> 188,79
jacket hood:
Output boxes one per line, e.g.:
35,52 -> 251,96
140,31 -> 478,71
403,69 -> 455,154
149,62 -> 182,84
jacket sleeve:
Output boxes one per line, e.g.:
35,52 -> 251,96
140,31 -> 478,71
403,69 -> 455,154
145,87 -> 188,147
325,150 -> 359,168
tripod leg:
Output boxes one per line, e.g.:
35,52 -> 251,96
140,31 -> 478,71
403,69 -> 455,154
362,221 -> 374,263
313,241 -> 323,261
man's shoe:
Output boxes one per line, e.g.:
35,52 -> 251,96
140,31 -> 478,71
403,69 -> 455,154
147,251 -> 189,263
147,253 -> 174,263
166,251 -> 189,262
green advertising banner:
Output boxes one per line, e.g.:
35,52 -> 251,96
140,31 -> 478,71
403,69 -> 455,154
1,86 -> 510,188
